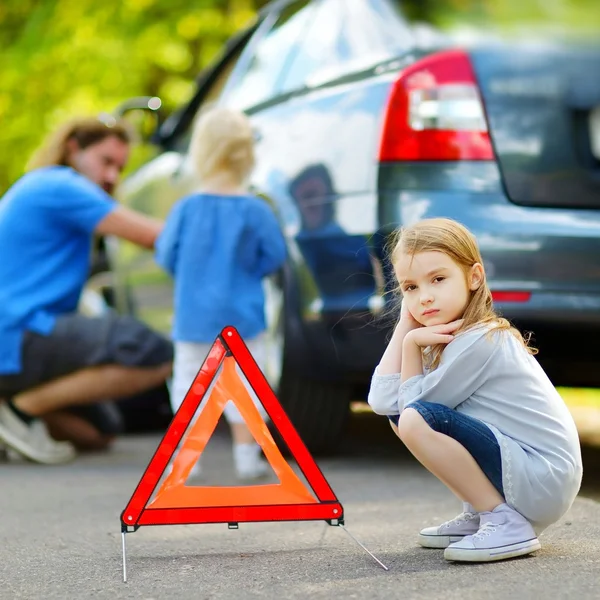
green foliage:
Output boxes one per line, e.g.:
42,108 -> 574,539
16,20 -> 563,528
402,0 -> 600,31
0,0 -> 269,193
1,0 -> 599,194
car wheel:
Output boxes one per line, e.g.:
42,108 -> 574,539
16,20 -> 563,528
263,275 -> 351,455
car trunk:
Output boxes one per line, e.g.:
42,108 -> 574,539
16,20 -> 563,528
471,45 -> 600,210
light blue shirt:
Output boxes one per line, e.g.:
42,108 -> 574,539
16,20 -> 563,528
155,193 -> 286,343
367,326 -> 583,533
0,167 -> 116,374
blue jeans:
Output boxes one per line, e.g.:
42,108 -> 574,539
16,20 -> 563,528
389,400 -> 505,497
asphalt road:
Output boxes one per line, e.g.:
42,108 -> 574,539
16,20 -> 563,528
1,412 -> 599,600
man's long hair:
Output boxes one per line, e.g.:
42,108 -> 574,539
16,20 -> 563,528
26,117 -> 132,170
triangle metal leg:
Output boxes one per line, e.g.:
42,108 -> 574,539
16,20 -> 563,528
318,522 -> 329,546
122,531 -> 128,583
339,524 -> 389,571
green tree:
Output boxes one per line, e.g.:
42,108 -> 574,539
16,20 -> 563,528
1,0 -> 598,194
0,0 -> 269,193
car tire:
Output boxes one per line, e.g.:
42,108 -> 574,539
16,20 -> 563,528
276,369 -> 352,455
263,272 -> 351,455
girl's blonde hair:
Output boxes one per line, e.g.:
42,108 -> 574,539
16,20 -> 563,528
189,107 -> 255,184
390,217 -> 537,369
27,117 -> 132,171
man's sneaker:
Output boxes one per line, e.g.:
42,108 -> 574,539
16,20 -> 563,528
234,443 -> 270,480
0,403 -> 76,464
444,503 -> 541,562
418,503 -> 480,548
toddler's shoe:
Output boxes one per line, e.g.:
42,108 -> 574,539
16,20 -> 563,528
165,459 -> 202,480
234,442 -> 269,480
187,461 -> 202,480
418,502 -> 480,548
444,503 -> 541,562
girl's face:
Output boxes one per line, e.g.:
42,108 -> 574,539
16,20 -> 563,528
395,250 -> 483,327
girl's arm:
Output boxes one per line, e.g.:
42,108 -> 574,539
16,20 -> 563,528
154,200 -> 185,276
367,303 -> 421,415
400,320 -> 461,383
377,318 -> 420,375
400,338 -> 423,383
398,328 -> 498,410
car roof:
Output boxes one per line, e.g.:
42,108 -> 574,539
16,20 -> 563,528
259,0 -> 301,16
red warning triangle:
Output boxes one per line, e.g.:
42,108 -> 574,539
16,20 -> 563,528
121,326 -> 343,528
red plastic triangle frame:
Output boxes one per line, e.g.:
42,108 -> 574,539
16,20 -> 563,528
121,326 -> 344,529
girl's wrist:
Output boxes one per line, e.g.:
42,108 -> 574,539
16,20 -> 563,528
404,325 -> 419,337
403,329 -> 425,350
396,319 -> 419,336
400,333 -> 423,381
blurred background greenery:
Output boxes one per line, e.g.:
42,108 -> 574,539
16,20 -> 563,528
1,0 -> 599,194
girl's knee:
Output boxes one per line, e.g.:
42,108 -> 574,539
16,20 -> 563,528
397,407 -> 430,443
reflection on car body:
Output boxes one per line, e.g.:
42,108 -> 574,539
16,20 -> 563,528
113,0 -> 600,452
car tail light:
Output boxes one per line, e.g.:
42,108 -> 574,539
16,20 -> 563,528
378,49 -> 494,161
491,291 -> 531,303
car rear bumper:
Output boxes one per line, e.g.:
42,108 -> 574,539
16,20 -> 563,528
378,162 -> 600,295
496,291 -> 600,327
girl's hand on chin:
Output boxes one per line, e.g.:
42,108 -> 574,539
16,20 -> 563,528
399,300 -> 422,330
405,319 -> 464,348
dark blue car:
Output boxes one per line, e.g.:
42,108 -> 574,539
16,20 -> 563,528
109,0 -> 600,452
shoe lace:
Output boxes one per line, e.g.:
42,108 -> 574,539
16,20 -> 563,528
443,512 -> 476,528
473,521 -> 498,540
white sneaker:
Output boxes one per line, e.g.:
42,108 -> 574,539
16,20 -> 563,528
234,443 -> 270,480
418,503 -> 480,548
0,403 -> 76,464
444,503 -> 541,562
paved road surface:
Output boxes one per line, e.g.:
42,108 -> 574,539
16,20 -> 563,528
1,413 -> 599,599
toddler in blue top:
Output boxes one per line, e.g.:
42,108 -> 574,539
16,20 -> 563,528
155,107 -> 286,479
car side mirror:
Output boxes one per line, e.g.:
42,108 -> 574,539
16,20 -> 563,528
108,96 -> 163,143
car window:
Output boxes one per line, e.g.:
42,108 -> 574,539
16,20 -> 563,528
200,47 -> 244,111
223,0 -> 317,109
280,0 -> 414,91
171,44 -> 246,153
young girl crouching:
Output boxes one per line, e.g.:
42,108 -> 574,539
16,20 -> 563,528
368,217 -> 582,562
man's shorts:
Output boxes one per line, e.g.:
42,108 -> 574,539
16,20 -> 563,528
0,313 -> 173,434
389,400 -> 505,497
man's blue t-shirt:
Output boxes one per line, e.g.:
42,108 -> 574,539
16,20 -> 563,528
0,166 -> 116,374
